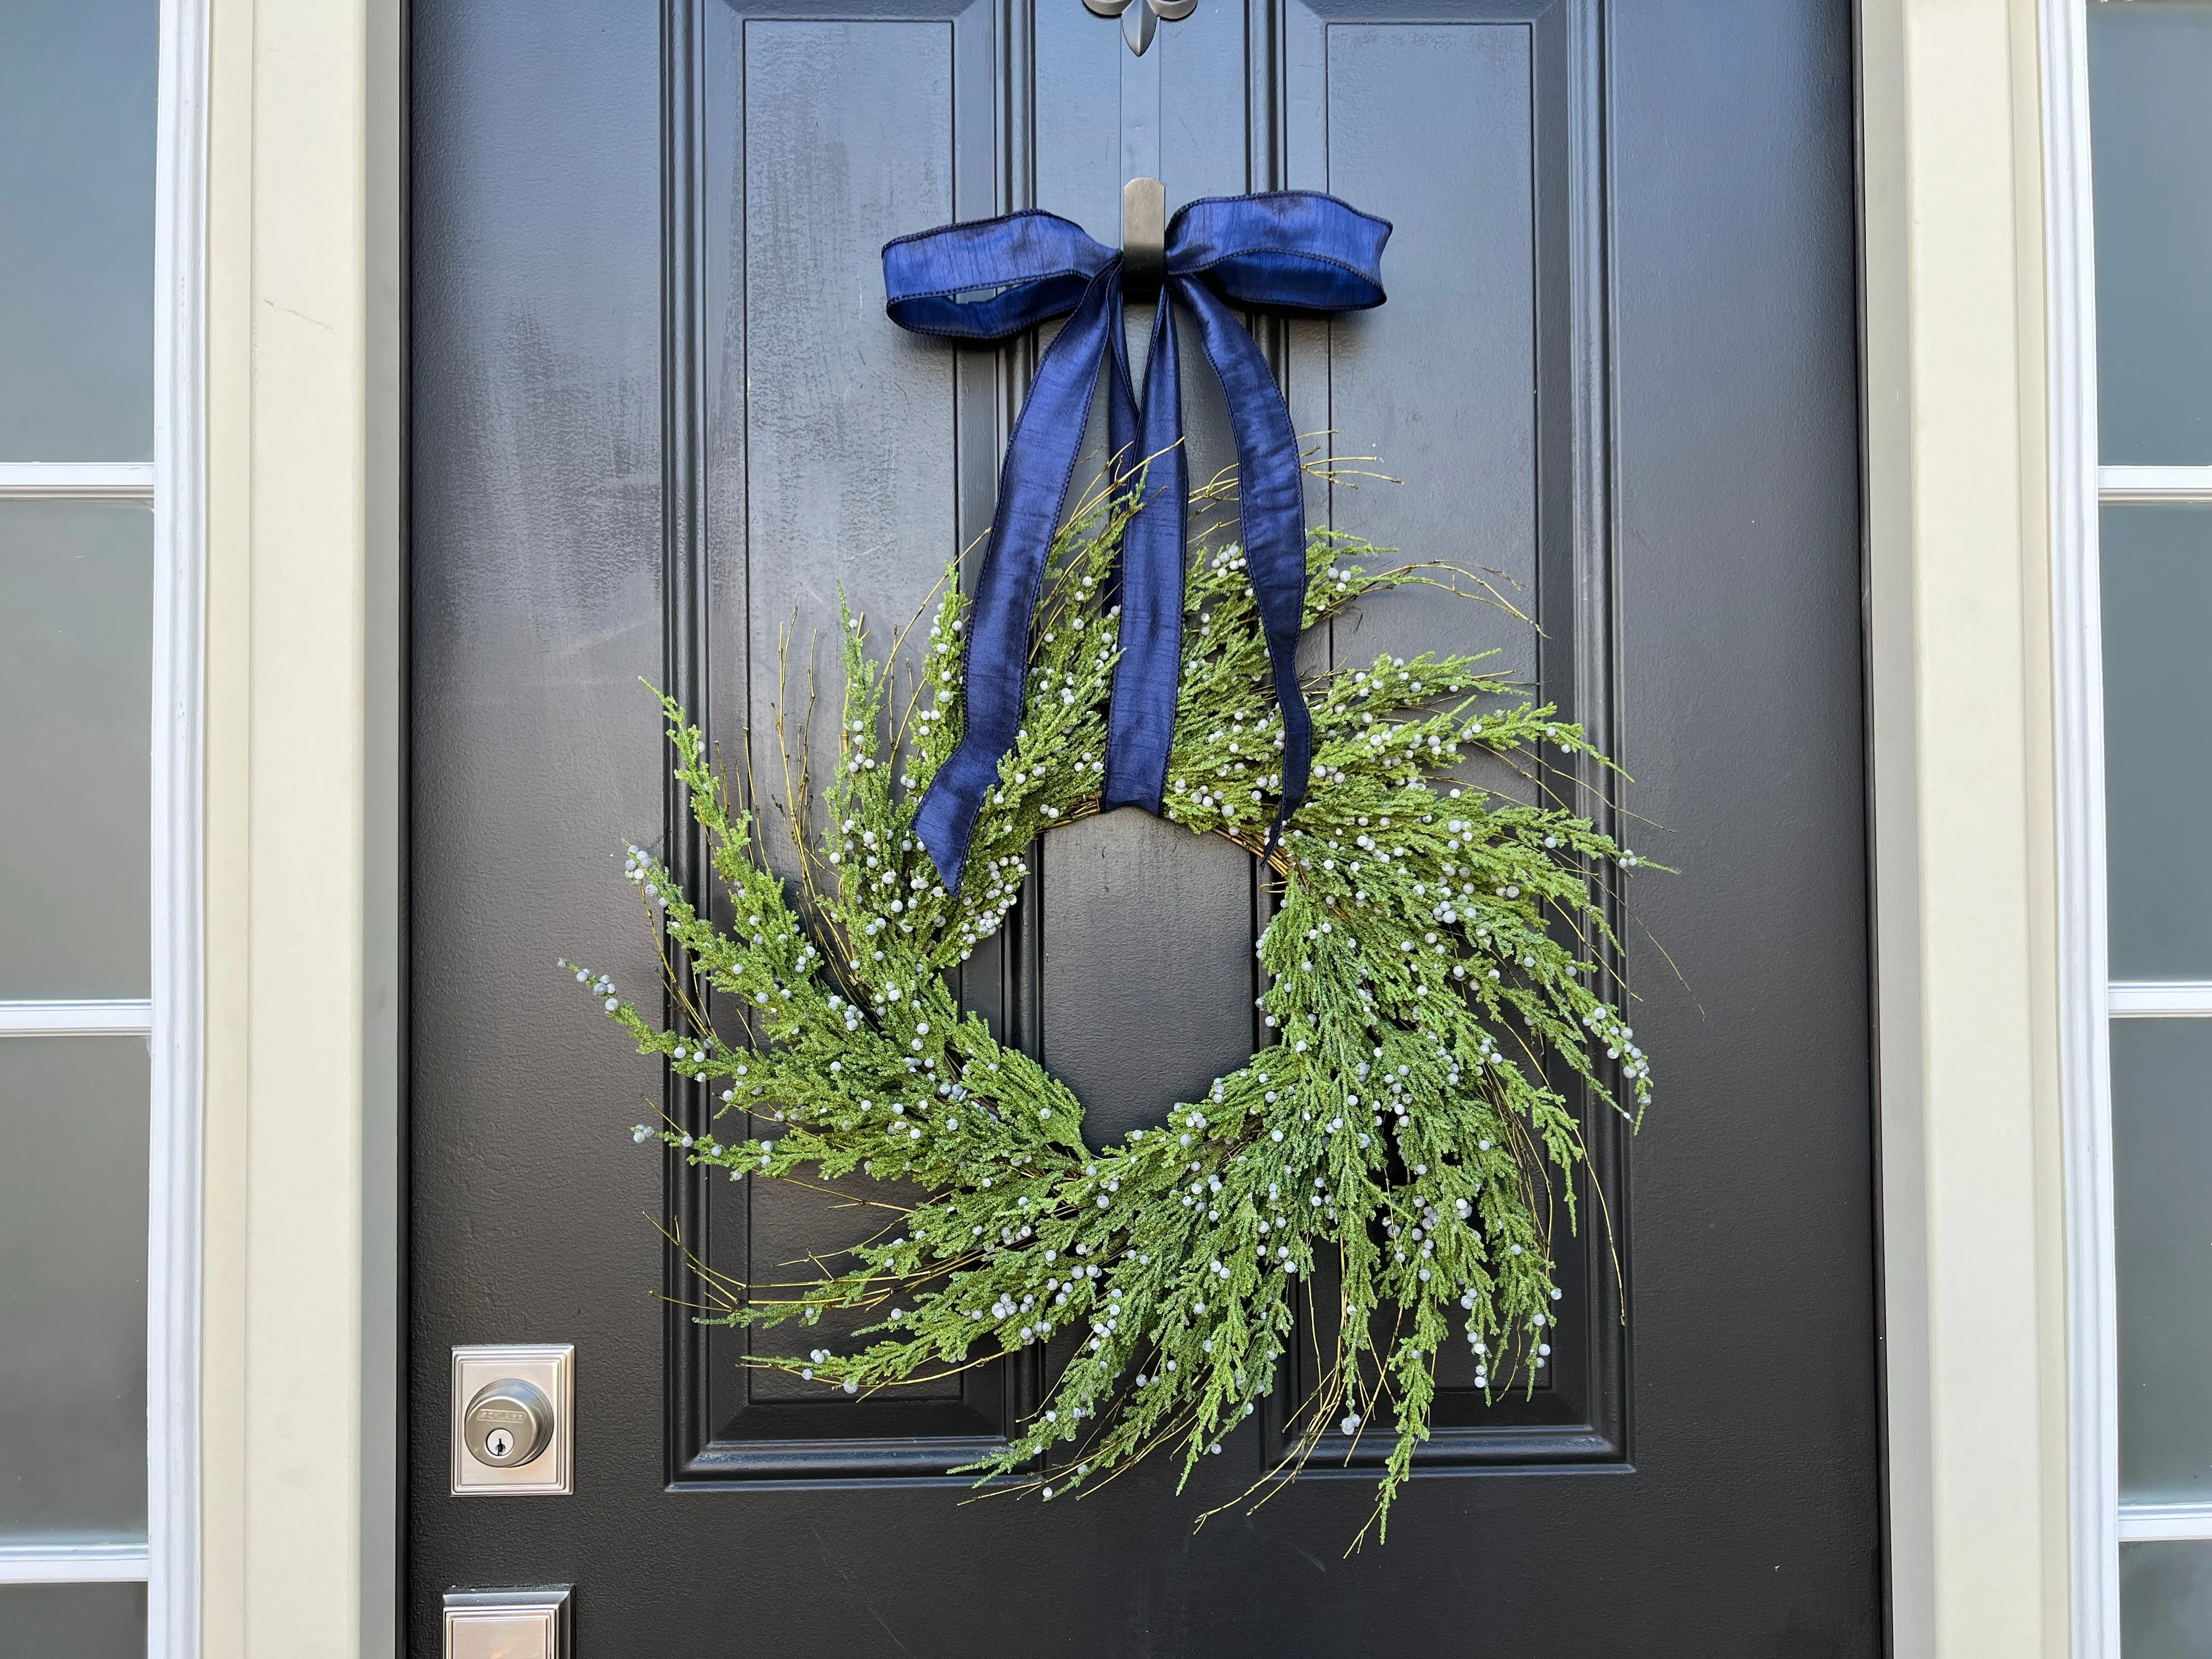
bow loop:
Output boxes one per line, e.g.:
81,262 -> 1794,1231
884,191 -> 1390,891
883,210 -> 1115,341
1166,192 -> 1391,313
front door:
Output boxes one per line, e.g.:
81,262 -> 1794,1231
408,0 -> 1878,1650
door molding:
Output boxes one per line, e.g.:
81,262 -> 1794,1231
1859,0 -> 2079,1654
652,0 -> 1637,1489
2039,0 -> 2121,1654
152,0 -> 210,1651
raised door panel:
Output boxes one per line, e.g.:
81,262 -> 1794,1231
1274,0 -> 1621,1466
1031,3 -> 1262,1175
677,0 -> 1623,1482
691,0 -> 1014,1476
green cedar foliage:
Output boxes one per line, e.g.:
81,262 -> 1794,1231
564,481 -> 1653,1544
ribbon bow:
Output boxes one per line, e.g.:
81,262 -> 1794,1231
883,190 -> 1390,892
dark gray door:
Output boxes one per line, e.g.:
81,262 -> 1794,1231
408,0 -> 1879,1650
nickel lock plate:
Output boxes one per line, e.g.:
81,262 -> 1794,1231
450,1344 -> 574,1496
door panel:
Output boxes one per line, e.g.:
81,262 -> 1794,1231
694,0 -> 1017,1474
1302,14 -> 1541,657
686,0 -> 1606,1485
410,0 -> 1879,1650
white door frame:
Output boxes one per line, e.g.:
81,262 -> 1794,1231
151,0 -> 211,1651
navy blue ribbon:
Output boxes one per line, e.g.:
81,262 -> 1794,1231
883,191 -> 1390,892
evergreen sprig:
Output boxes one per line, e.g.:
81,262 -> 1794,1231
562,479 -> 1654,1543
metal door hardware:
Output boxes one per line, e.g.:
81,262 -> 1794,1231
444,1587 -> 572,1659
450,1344 -> 573,1496
1121,178 -> 1166,297
1082,0 -> 1193,57
464,1376 -> 554,1467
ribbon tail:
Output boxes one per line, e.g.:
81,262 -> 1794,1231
1098,292 -> 1143,618
1174,277 -> 1313,851
915,267 -> 1126,892
1100,297 -> 1187,815
1104,298 -> 1142,499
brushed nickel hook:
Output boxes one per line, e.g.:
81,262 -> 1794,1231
1082,0 -> 1194,57
1121,177 -> 1166,297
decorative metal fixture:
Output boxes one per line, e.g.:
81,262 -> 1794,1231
1121,177 -> 1166,296
443,1589 -> 573,1659
1083,0 -> 1194,56
448,1343 -> 575,1497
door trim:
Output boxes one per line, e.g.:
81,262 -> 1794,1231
2040,0 -> 2120,1655
151,0 -> 211,1650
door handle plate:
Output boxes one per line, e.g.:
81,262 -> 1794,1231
444,1587 -> 572,1659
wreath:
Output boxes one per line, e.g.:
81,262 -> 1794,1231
562,476 -> 1651,1542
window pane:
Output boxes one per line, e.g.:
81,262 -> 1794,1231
2124,1541 -> 2212,1658
0,1039 -> 147,1543
0,0 -> 156,462
2102,506 -> 2212,980
2115,1019 -> 2212,1502
2091,0 -> 2212,462
0,502 -> 152,1000
0,1584 -> 144,1659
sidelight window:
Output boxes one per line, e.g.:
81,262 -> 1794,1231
0,2 -> 201,1656
2062,1 -> 2212,1652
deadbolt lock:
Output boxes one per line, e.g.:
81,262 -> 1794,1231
464,1377 -> 554,1468
451,1344 -> 574,1495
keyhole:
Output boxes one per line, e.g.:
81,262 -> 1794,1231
485,1427 -> 514,1461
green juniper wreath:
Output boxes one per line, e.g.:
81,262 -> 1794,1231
563,477 -> 1653,1540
